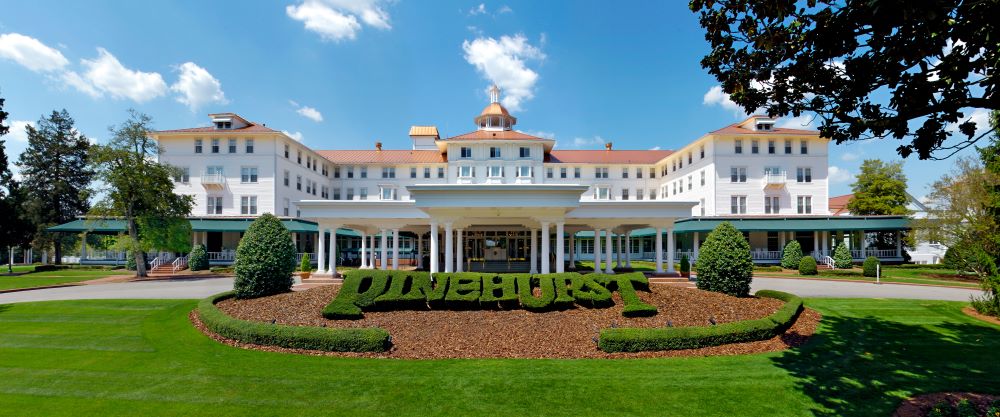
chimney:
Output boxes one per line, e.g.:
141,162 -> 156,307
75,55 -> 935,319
605,142 -> 613,151
375,141 -> 382,151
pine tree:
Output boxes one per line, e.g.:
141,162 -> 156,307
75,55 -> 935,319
0,95 -> 34,272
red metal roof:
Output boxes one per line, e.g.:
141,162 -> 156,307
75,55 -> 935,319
315,150 -> 446,164
446,130 -> 551,141
154,124 -> 279,134
545,150 -> 674,164
709,117 -> 819,136
829,193 -> 853,215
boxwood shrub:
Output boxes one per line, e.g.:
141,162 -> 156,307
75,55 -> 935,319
322,269 -> 390,319
535,273 -> 580,309
480,273 -> 519,306
598,290 -> 803,352
232,213 -> 297,299
188,244 -> 208,271
862,256 -> 880,277
696,222 -> 754,297
574,273 -> 614,307
595,272 -> 657,317
374,271 -> 432,309
443,273 -> 483,308
200,291 -> 390,352
780,240 -> 803,270
516,274 -> 556,311
832,242 -> 853,269
798,256 -> 818,275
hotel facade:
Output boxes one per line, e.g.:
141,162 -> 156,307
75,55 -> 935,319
53,86 -> 909,274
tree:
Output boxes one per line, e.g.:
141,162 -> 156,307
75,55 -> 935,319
17,109 -> 93,264
780,240 -> 803,270
832,242 -> 853,269
690,0 -> 998,160
0,95 -> 34,273
89,110 -> 193,277
694,222 -> 754,297
188,244 -> 208,271
233,214 -> 297,299
862,256 -> 880,278
847,160 -> 911,216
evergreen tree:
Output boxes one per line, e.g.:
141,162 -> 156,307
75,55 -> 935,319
0,95 -> 34,272
832,243 -> 853,269
847,159 -> 911,216
695,222 -> 754,297
780,240 -> 803,270
233,213 -> 296,299
17,109 -> 93,264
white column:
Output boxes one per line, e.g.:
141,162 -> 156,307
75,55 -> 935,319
80,233 -> 87,260
530,228 -> 538,274
359,231 -> 368,268
813,231 -> 820,257
540,222 -> 551,274
655,227 -> 664,273
625,231 -> 632,268
455,228 -> 464,272
693,232 -> 700,260
317,227 -> 326,273
604,229 -> 614,274
556,222 -> 565,273
444,222 -> 454,273
568,233 -> 576,268
327,228 -> 338,275
896,230 -> 902,257
392,228 -> 400,270
593,229 -> 602,272
379,229 -> 388,270
860,230 -> 867,259
779,230 -> 786,250
615,233 -> 623,268
368,234 -> 376,268
666,228 -> 676,273
821,231 -> 828,257
417,233 -> 423,268
429,222 -> 439,274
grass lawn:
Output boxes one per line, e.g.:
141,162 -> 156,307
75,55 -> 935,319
0,297 -> 997,416
0,269 -> 133,291
757,267 -> 982,288
575,260 -> 658,272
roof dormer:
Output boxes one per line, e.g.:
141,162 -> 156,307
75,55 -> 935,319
209,113 -> 251,130
740,115 -> 776,131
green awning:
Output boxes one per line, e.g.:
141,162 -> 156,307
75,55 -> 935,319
47,218 -> 358,236
670,216 -> 910,233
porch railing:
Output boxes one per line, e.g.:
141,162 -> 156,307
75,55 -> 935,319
208,251 -> 236,262
172,256 -> 187,273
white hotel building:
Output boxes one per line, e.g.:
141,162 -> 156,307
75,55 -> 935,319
53,87 -> 909,274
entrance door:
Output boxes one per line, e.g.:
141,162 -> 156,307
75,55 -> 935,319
207,232 -> 223,253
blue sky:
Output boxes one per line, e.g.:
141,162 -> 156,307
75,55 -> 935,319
0,0 -> 987,198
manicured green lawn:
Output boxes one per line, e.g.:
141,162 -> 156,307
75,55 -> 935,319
0,269 -> 132,291
756,267 -> 982,288
0,297 -> 997,416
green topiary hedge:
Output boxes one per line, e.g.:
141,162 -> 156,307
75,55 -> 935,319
480,273 -> 519,306
299,253 -> 311,273
798,256 -> 818,275
516,274 -> 556,311
232,214 -> 297,299
188,244 -> 208,271
862,256 -> 880,277
199,291 -> 390,352
598,290 -> 803,352
781,240 -> 803,270
679,255 -> 690,275
695,222 -> 754,297
832,242 -> 853,269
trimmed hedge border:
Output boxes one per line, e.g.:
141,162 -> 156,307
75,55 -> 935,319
598,290 -> 803,352
200,291 -> 391,352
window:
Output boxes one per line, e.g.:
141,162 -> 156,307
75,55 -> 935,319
241,196 -> 258,215
730,196 -> 747,214
688,175 -> 693,190
347,166 -> 354,179
245,139 -> 254,154
649,188 -> 656,200
519,147 -> 530,158
622,188 -> 629,200
305,179 -> 311,194
240,167 -> 258,183
650,167 -> 656,178
460,147 -> 472,158
784,140 -> 792,154
423,167 -> 431,178
800,140 -> 808,154
700,198 -> 706,216
215,121 -> 232,129
730,167 -> 747,182
636,189 -> 643,200
488,165 -> 503,177
283,198 -> 290,216
678,158 -> 683,169
560,167 -> 567,178
207,196 -> 223,215
595,167 -> 609,179
306,156 -> 311,169
518,165 -> 532,177
700,170 -> 706,186
333,188 -> 341,200
194,139 -> 203,154
297,150 -> 302,164
380,187 -> 397,200
460,166 -> 474,177
228,139 -> 237,153
382,167 -> 396,178
673,182 -> 678,195
735,139 -> 743,154
206,165 -> 223,176
765,196 -> 779,214
296,175 -> 302,191
437,167 -> 445,178
622,168 -> 629,178
347,188 -> 355,200
284,144 -> 290,158
360,187 -> 368,200
796,167 -> 812,183
752,140 -> 759,154
596,186 -> 611,200
797,196 -> 813,214
636,168 -> 643,179
768,140 -> 775,154
174,167 -> 190,183
574,167 -> 581,178
312,181 -> 317,196
546,167 -> 553,178
672,160 -> 676,172
700,145 -> 705,159
283,170 -> 289,186
490,147 -> 501,158
211,139 -> 220,153
360,167 -> 367,178
321,164 -> 328,177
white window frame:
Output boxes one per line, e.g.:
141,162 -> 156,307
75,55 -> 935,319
240,167 -> 258,183
596,186 -> 611,200
380,186 -> 397,201
730,195 -> 747,214
488,165 -> 503,178
460,165 -> 474,178
517,165 -> 532,177
228,138 -> 237,153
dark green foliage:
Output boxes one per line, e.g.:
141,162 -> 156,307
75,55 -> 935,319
833,243 -> 853,269
188,244 -> 208,271
781,240 -> 803,270
515,274 -> 555,311
679,255 -> 690,274
125,251 -> 136,271
374,271 -> 431,309
601,272 -> 657,317
479,273 -> 518,306
599,290 -> 802,352
322,269 -> 391,319
863,256 -> 880,277
798,256 -> 818,275
755,265 -> 783,272
696,222 -> 754,296
536,273 -> 578,309
232,214 -> 297,299
200,292 -> 390,352
942,247 -> 962,271
443,273 -> 482,308
927,401 -> 951,417
955,399 -> 976,417
299,253 -> 311,272
572,274 -> 613,307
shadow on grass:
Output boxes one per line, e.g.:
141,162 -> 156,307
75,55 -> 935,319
773,314 -> 1000,416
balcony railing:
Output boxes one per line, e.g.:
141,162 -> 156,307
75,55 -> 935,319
763,171 -> 787,188
201,173 -> 225,188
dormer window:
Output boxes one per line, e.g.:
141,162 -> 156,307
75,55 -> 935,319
215,121 -> 232,129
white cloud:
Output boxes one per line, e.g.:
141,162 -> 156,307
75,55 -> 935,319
170,62 -> 228,111
66,48 -> 167,103
518,130 -> 554,139
497,5 -> 513,14
702,85 -> 746,117
649,146 -> 661,151
0,33 -> 68,72
6,120 -> 33,142
946,108 -> 991,137
828,166 -> 852,184
290,101 -> 323,122
776,114 -> 816,129
462,34 -> 545,111
468,3 -> 487,15
840,151 -> 860,162
566,136 -> 606,149
283,130 -> 304,142
286,0 -> 391,42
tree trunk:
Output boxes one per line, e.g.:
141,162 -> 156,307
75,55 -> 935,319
54,237 -> 63,265
128,216 -> 147,277
6,246 -> 12,274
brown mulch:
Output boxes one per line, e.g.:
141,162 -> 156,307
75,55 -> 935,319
963,306 -> 1000,326
893,392 -> 1000,417
205,284 -> 821,359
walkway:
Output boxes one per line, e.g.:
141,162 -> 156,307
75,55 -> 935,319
0,276 -> 984,304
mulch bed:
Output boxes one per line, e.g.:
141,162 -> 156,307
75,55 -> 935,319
963,306 -> 1000,326
893,392 -> 1000,417
204,284 -> 820,359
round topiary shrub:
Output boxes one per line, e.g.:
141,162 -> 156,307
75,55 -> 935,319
299,252 -> 311,272
833,242 -> 853,269
188,244 -> 208,271
781,240 -> 803,270
679,255 -> 690,275
798,256 -> 818,275
695,222 -> 754,297
862,256 -> 880,277
233,213 -> 297,299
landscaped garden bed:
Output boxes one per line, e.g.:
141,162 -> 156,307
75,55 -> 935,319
893,392 -> 1000,417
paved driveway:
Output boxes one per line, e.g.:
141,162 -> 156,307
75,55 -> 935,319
0,276 -> 984,304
